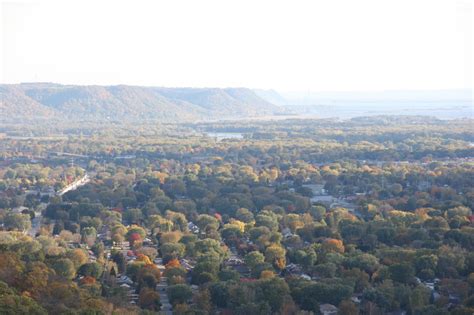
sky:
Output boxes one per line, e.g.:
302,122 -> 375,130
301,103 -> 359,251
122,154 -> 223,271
1,0 -> 473,92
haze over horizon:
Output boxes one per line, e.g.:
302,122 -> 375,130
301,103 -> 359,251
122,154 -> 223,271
2,0 -> 472,92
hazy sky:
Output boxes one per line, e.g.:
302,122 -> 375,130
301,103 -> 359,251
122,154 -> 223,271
1,0 -> 472,91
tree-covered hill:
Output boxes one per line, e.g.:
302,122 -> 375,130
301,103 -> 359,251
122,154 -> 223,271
1,83 -> 279,122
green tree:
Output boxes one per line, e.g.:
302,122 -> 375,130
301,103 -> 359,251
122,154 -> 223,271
139,288 -> 161,311
257,277 -> 291,313
78,262 -> 104,279
52,258 -> 76,280
167,284 -> 192,305
344,253 -> 379,275
160,242 -> 185,262
4,213 -> 31,232
389,263 -> 415,284
196,214 -> 219,235
245,251 -> 265,271
81,226 -> 97,246
0,281 -> 47,315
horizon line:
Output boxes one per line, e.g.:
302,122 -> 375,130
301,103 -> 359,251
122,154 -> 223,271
1,81 -> 473,95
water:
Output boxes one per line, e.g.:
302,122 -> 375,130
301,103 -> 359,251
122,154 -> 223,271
206,132 -> 244,140
287,100 -> 473,120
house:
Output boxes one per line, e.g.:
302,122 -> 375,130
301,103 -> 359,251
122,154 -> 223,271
117,275 -> 133,285
302,184 -> 326,196
311,195 -> 334,205
283,263 -> 302,275
424,282 -> 435,291
448,294 -> 461,305
351,294 -> 362,304
300,274 -> 311,280
225,257 -> 244,266
180,259 -> 195,271
12,206 -> 29,213
319,304 -> 338,315
233,264 -> 250,276
431,291 -> 441,303
281,227 -> 294,238
143,237 -> 153,246
188,222 -> 200,234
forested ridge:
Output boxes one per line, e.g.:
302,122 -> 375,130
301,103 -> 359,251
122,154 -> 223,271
0,83 -> 278,121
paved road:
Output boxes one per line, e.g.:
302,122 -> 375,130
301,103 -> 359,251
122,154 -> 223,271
27,173 -> 91,236
155,258 -> 173,315
58,174 -> 90,196
28,206 -> 44,237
